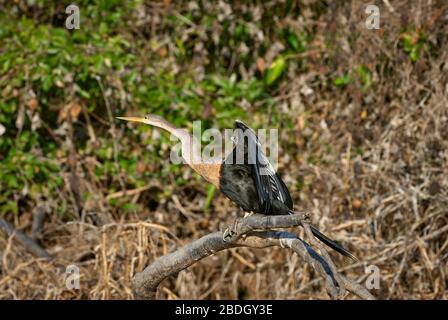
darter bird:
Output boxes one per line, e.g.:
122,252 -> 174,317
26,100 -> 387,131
117,114 -> 356,260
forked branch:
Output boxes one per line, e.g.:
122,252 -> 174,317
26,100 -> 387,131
133,213 -> 375,300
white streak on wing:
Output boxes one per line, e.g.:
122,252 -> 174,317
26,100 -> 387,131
253,132 -> 285,203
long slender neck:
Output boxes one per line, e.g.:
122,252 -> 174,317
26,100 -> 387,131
145,115 -> 196,163
146,115 -> 220,187
146,115 -> 175,133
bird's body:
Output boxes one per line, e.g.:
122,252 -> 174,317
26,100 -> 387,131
219,163 -> 292,215
218,122 -> 292,215
117,114 -> 356,260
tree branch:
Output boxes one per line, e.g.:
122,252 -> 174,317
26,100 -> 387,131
0,218 -> 51,259
133,214 -> 375,300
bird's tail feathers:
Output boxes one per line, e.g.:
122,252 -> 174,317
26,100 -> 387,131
287,209 -> 357,261
309,225 -> 358,261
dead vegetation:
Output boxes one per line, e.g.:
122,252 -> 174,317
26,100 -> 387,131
0,1 -> 447,299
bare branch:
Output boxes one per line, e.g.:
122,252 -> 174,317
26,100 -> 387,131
0,218 -> 51,259
133,214 -> 375,300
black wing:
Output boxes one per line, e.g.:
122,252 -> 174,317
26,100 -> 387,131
254,143 -> 293,213
233,121 -> 356,258
236,121 -> 293,214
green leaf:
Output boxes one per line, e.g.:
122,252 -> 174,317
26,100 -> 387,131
1,200 -> 18,215
5,174 -> 19,188
410,47 -> 420,62
356,65 -> 372,90
287,33 -> 300,51
401,32 -> 425,62
402,34 -> 414,52
265,57 -> 287,85
333,74 -> 352,87
204,185 -> 216,210
76,86 -> 91,99
42,75 -> 53,91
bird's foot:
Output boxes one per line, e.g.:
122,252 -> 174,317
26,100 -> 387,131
303,211 -> 311,223
222,218 -> 243,243
222,212 -> 255,242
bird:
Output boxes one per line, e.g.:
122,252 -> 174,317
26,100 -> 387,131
117,114 -> 356,261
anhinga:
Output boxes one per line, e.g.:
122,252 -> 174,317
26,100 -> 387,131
117,114 -> 356,260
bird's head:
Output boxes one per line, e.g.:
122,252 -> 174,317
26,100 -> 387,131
116,114 -> 180,137
116,114 -> 168,126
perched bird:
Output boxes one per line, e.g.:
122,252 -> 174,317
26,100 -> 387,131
117,114 -> 356,260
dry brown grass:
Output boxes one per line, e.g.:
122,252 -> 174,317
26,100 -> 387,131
1,1 -> 447,299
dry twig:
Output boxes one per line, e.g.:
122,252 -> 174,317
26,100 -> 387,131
0,218 -> 51,259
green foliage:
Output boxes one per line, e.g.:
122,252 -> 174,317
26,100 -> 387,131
333,65 -> 372,91
0,2 -> 277,216
401,30 -> 427,62
356,65 -> 372,91
204,185 -> 216,211
282,28 -> 308,53
0,1 -> 423,219
265,57 -> 287,86
0,4 -> 139,215
0,135 -> 63,215
333,73 -> 353,87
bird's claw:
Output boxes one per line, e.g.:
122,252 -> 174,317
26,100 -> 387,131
222,228 -> 234,242
222,219 -> 242,243
304,211 -> 311,223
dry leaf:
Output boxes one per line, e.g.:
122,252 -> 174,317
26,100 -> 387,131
26,98 -> 39,111
58,102 -> 82,123
31,112 -> 42,131
352,199 -> 362,209
159,47 -> 168,57
136,161 -> 146,174
15,104 -> 25,131
70,103 -> 82,120
361,109 -> 368,119
55,80 -> 64,88
256,57 -> 265,73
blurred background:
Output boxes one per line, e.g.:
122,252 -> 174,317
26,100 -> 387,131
0,0 -> 447,299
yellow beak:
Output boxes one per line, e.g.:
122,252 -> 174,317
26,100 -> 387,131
116,116 -> 147,124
